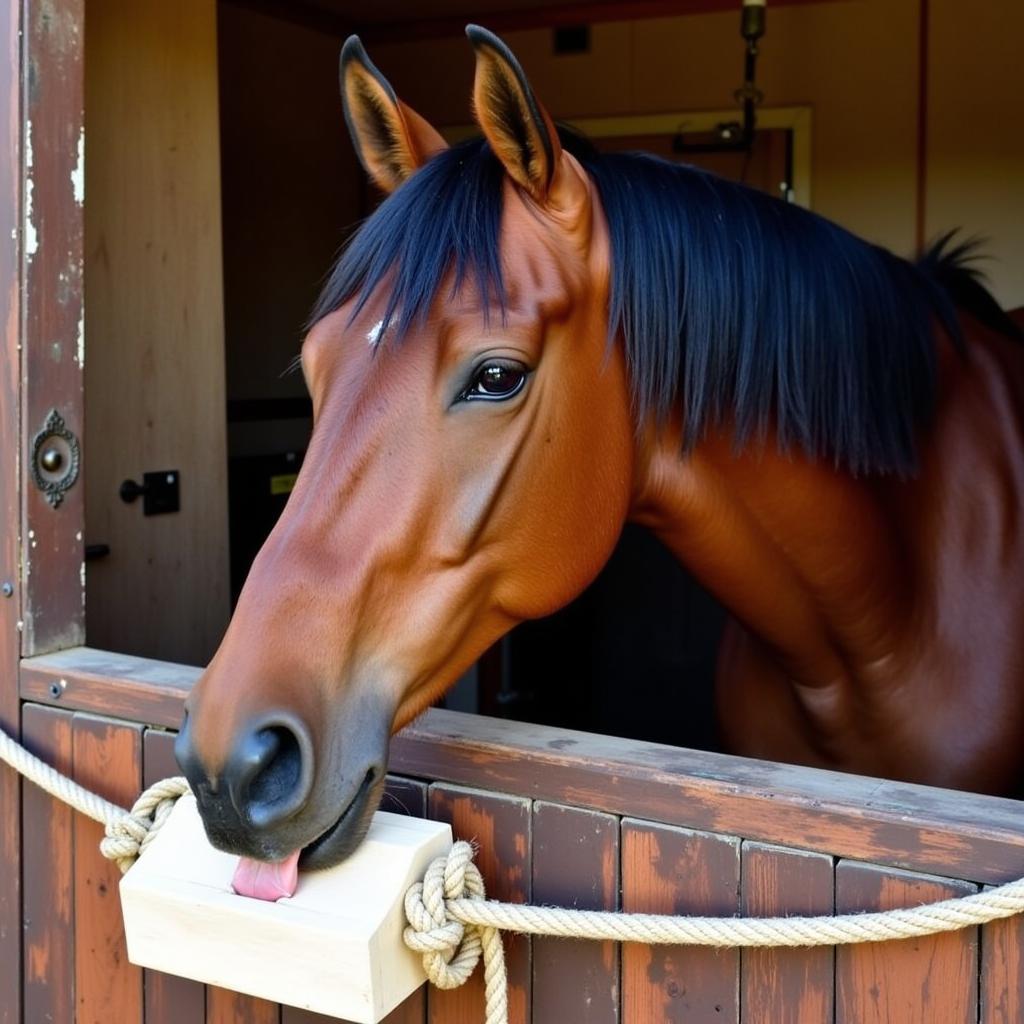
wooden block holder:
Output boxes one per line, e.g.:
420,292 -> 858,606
120,795 -> 453,1023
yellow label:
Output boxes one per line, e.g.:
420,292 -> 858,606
269,473 -> 298,496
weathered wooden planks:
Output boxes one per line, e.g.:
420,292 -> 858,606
72,714 -> 144,1023
207,989 -> 280,1024
392,710 -> 1024,885
621,819 -> 741,1024
981,888 -> 1024,1024
21,0 -> 86,655
835,861 -> 978,1024
20,664 -> 1024,887
281,996 -> 425,1024
383,775 -> 429,819
21,646 -> 199,728
143,729 -> 206,1024
11,701 -> 1024,1024
0,2 -> 23,1018
532,802 -> 619,1023
740,841 -> 834,1024
22,705 -> 76,1024
427,784 -> 532,1024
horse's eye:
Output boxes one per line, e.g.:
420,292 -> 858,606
463,360 -> 528,402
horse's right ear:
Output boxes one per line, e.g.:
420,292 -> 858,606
340,36 -> 448,194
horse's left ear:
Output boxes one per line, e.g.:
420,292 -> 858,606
340,36 -> 448,194
467,25 -> 585,210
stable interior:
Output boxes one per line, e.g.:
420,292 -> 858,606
82,0 -> 1024,751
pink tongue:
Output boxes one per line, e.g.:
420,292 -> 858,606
231,851 -> 301,901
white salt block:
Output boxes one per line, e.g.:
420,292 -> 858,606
120,794 -> 452,1022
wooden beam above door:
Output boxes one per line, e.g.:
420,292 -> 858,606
221,0 -> 833,43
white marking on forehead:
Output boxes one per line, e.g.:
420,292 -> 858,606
367,319 -> 385,348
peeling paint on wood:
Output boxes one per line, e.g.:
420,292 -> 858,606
24,120 -> 38,258
21,0 -> 86,656
71,125 -> 84,204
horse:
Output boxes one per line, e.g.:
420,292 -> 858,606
175,26 -> 1024,875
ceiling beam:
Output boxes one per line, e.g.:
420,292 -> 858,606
221,0 -> 838,44
220,0 -> 352,39
356,0 -> 831,44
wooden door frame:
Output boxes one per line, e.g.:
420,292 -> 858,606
2,2 -> 86,1020
0,6 -> 23,1019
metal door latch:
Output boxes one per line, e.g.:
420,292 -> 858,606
31,409 -> 81,508
120,470 -> 181,516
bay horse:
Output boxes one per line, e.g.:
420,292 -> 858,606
176,26 -> 1024,877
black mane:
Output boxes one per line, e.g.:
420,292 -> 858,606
312,132 -> 992,475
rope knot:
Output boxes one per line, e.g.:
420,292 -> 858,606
403,840 -> 484,988
403,840 -> 509,1023
99,776 -> 191,874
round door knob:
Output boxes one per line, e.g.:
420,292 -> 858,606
40,447 -> 64,472
120,479 -> 146,503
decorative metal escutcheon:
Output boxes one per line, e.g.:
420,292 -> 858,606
31,409 -> 81,508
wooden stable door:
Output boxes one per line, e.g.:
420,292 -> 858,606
84,0 -> 229,667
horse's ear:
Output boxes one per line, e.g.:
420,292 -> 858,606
467,25 -> 579,208
340,36 -> 448,194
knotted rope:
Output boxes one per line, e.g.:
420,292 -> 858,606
402,841 -> 1024,1024
0,723 -> 189,873
403,841 -> 508,1024
6,721 -> 1024,1024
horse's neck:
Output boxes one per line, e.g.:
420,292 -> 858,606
629,425 -> 915,691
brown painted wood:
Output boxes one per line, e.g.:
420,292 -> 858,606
207,988 -> 280,1023
21,0 -> 86,655
223,0 -> 825,44
835,861 -> 978,1024
740,841 -> 834,1024
621,819 -> 740,1024
21,647 -> 199,728
282,995 -> 425,1024
144,729 -> 207,1024
22,704 -> 76,1024
281,1010 -> 347,1024
72,714 -> 144,1024
532,802 -> 619,1023
383,774 -> 429,818
981,884 -> 1024,1024
391,710 -> 1024,884
428,784 -> 532,1024
0,0 -> 23,1018
20,665 -> 1024,886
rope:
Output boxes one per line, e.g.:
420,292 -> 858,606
5,721 -> 1024,1024
403,841 -> 508,1024
0,723 -> 189,873
402,841 -> 1024,1024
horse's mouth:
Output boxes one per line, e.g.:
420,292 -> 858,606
298,767 -> 379,870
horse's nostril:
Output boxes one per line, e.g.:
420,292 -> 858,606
246,727 -> 296,804
231,719 -> 315,830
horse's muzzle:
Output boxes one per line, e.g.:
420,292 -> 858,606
174,709 -> 385,868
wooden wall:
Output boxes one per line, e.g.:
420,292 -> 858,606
84,0 -> 230,666
363,0 -> 1024,308
925,0 -> 1024,308
16,683 -> 1024,1024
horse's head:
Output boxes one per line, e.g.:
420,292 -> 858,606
176,28 -> 635,868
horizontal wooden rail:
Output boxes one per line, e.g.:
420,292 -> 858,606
21,647 -> 199,728
20,646 -> 1024,885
